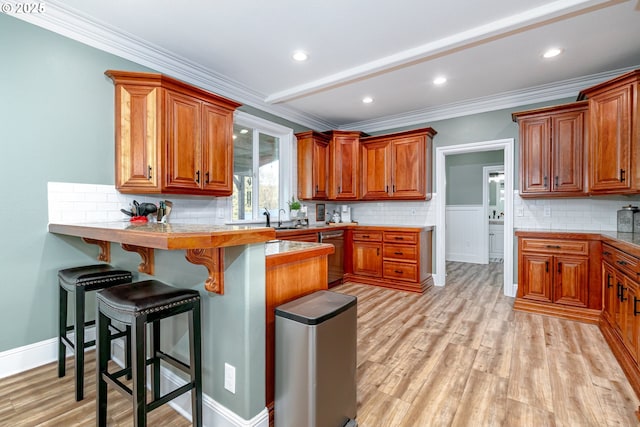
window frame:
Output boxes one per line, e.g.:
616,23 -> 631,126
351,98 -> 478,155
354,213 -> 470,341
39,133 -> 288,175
227,111 -> 294,224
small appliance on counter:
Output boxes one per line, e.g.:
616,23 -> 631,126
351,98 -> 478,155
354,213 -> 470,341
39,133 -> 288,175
340,205 -> 351,223
617,205 -> 639,232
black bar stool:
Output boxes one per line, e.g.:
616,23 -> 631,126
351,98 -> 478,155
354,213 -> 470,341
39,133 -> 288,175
58,264 -> 133,401
96,279 -> 202,427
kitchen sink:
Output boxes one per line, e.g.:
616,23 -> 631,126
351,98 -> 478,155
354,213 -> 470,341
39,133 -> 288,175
274,226 -> 305,230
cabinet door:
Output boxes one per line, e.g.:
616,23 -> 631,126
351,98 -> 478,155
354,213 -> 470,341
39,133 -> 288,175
603,262 -> 618,327
313,140 -> 329,199
520,117 -> 551,194
165,90 -> 202,191
621,278 -> 640,361
552,110 -> 585,193
201,101 -> 233,195
330,134 -> 359,200
391,136 -> 425,198
361,141 -> 391,199
589,83 -> 632,192
519,253 -> 553,303
114,84 -> 161,192
553,255 -> 588,307
353,241 -> 382,277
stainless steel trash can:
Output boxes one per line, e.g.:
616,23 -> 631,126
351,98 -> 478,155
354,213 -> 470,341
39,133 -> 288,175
274,290 -> 357,427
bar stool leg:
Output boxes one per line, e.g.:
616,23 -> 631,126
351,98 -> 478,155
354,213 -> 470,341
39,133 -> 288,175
125,325 -> 132,380
132,316 -> 147,427
58,284 -> 68,378
190,303 -> 203,427
151,320 -> 161,400
96,309 -> 110,427
74,287 -> 86,401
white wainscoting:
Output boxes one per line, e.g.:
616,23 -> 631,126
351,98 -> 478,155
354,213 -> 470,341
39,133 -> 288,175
445,205 -> 486,264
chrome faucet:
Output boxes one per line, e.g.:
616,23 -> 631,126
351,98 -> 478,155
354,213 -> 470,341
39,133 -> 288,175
263,208 -> 271,227
278,208 -> 286,227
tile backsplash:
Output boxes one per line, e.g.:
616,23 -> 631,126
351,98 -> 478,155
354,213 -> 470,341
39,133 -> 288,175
48,181 -> 640,232
47,182 -> 229,225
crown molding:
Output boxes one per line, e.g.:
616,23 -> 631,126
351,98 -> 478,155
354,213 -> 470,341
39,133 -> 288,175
340,64 -> 640,133
12,0 -> 335,131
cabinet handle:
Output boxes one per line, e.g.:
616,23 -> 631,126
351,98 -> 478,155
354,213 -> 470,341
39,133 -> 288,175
545,245 -> 561,249
386,185 -> 389,193
394,251 -> 404,255
620,169 -> 626,182
544,176 -> 548,187
147,165 -> 152,180
618,282 -> 623,301
195,170 -> 200,184
394,236 -> 404,240
394,270 -> 404,274
376,248 -> 380,256
603,251 -> 611,256
635,297 -> 640,316
557,262 -> 562,274
554,176 -> 559,187
205,171 -> 210,184
545,261 -> 549,272
393,184 -> 396,193
617,260 -> 628,266
607,273 -> 613,289
621,286 -> 628,302
315,184 -> 318,194
362,235 -> 370,238
338,186 -> 341,193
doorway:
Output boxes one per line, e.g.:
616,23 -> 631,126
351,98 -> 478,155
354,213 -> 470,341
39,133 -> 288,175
434,139 -> 515,297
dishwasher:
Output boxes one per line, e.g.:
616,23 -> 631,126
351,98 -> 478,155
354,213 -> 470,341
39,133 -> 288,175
319,230 -> 344,286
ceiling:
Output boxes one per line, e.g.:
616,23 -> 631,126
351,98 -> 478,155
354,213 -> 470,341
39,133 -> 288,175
18,0 -> 640,132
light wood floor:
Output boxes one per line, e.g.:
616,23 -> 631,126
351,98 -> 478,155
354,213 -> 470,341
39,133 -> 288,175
1,261 -> 638,426
333,261 -> 640,427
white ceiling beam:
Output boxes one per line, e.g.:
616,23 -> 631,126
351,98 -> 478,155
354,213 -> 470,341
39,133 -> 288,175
264,0 -> 624,104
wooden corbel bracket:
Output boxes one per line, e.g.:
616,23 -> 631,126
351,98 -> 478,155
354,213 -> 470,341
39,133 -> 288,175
81,238 -> 111,262
185,248 -> 225,294
121,244 -> 154,275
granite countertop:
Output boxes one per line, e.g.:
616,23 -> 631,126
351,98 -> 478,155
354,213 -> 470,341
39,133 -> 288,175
265,240 -> 335,267
515,228 -> 640,256
274,223 -> 434,234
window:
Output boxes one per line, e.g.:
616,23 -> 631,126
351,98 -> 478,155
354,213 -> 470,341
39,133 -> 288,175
230,112 -> 294,222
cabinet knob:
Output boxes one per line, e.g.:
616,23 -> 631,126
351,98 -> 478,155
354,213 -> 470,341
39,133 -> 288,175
621,169 -> 626,182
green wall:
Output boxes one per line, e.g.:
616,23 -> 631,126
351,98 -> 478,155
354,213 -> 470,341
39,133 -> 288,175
446,150 -> 503,205
0,14 -> 296,420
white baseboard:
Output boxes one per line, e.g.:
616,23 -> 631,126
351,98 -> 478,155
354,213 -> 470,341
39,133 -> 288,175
0,334 -> 268,427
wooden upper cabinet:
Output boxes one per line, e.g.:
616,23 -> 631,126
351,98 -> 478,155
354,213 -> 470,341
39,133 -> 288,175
360,128 -> 436,200
327,131 -> 364,200
296,131 -> 329,200
513,101 -> 587,197
105,70 -> 241,196
579,69 -> 640,194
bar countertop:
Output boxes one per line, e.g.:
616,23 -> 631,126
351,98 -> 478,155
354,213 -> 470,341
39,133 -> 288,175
48,221 -> 276,250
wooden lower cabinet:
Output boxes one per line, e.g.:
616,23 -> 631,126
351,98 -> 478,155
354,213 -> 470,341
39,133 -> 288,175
600,242 -> 640,405
346,227 -> 432,293
515,232 -> 601,322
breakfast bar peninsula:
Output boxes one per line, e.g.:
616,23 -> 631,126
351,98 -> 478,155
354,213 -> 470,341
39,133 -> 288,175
48,221 -> 334,424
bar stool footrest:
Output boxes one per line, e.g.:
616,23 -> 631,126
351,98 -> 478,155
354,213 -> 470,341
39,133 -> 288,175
147,382 -> 196,412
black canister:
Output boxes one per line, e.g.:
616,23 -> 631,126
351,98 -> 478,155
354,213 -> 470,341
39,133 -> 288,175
617,205 -> 639,232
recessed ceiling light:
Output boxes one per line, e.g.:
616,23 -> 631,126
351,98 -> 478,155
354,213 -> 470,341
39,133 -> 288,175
240,129 -> 249,134
362,96 -> 374,104
433,76 -> 447,85
543,47 -> 563,58
292,51 -> 308,62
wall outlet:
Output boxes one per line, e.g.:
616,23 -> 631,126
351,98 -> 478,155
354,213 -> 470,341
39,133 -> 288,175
224,362 -> 236,394
516,207 -> 524,217
543,206 -> 551,217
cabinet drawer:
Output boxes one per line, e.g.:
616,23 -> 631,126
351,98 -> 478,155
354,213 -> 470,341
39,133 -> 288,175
353,231 -> 382,242
383,261 -> 417,282
383,244 -> 417,261
383,231 -> 417,244
521,238 -> 588,256
603,244 -> 640,277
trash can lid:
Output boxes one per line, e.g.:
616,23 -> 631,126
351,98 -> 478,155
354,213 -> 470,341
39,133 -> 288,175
275,290 -> 357,325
